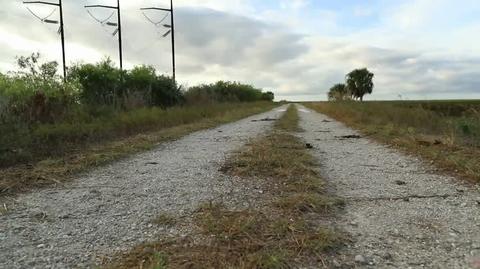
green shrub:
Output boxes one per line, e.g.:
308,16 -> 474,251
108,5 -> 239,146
150,75 -> 184,107
124,66 -> 183,108
261,91 -> 275,102
0,54 -> 80,124
70,62 -> 184,108
69,58 -> 122,106
184,81 -> 271,104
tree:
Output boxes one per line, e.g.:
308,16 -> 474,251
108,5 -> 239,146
16,53 -> 59,81
328,83 -> 350,101
261,91 -> 275,101
345,68 -> 374,101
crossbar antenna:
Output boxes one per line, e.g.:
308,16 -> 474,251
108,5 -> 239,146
140,0 -> 176,83
23,0 -> 67,81
84,0 -> 123,71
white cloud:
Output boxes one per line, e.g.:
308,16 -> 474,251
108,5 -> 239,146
0,0 -> 479,101
280,0 -> 309,10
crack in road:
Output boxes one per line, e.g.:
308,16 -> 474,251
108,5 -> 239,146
343,193 -> 460,202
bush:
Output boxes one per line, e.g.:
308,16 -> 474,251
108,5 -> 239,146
184,81 -> 272,104
69,58 -> 122,106
261,91 -> 275,101
70,61 -> 184,108
0,73 -> 9,122
0,54 -> 80,124
124,66 -> 183,108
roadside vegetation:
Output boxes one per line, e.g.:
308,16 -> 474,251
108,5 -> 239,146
0,53 -> 276,194
109,105 -> 343,269
306,100 -> 480,182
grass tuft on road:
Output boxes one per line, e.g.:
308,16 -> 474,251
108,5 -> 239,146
109,105 -> 342,269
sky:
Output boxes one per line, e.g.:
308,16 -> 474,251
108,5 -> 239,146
0,0 -> 479,101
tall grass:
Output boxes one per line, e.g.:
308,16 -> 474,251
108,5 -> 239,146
308,101 -> 480,147
0,102 -> 276,167
306,101 -> 480,182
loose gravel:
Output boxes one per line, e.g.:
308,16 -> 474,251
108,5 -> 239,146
297,105 -> 480,269
0,106 -> 286,269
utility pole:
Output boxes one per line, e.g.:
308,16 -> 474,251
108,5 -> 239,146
58,0 -> 66,80
140,0 -> 176,83
23,0 -> 67,81
170,0 -> 176,83
84,1 -> 124,107
84,1 -> 123,70
116,0 -> 123,71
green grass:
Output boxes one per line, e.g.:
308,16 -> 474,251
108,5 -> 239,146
109,105 -> 343,269
305,100 -> 480,182
274,105 -> 301,132
0,102 -> 278,195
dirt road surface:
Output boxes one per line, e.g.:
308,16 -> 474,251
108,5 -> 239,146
298,105 -> 480,269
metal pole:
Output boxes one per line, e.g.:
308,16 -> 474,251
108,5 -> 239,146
58,0 -> 67,81
116,0 -> 123,108
117,0 -> 123,71
84,1 -> 123,106
170,0 -> 175,84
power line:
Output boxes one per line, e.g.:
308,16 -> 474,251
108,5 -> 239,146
140,0 -> 176,83
23,0 -> 67,81
84,0 -> 123,71
85,9 -> 115,25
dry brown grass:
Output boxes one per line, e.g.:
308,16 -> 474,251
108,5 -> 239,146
109,105 -> 343,269
305,101 -> 480,183
0,103 -> 278,196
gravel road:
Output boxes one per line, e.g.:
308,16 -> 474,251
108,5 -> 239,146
0,106 -> 286,269
297,105 -> 480,269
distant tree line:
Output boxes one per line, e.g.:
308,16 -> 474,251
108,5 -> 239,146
185,81 -> 274,104
328,68 -> 374,102
0,53 -> 274,125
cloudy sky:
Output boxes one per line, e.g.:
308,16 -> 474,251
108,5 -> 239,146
0,0 -> 479,100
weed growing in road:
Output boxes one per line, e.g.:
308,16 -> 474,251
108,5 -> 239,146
274,104 -> 302,132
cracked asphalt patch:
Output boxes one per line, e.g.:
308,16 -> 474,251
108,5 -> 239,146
297,105 -> 480,269
0,106 -> 286,269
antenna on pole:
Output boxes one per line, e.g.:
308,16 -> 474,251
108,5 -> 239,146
22,0 -> 67,82
140,0 -> 176,84
84,0 -> 123,71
